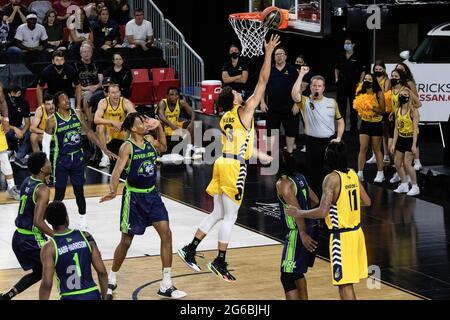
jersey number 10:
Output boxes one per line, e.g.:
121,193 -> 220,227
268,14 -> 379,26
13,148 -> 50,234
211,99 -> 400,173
348,189 -> 358,211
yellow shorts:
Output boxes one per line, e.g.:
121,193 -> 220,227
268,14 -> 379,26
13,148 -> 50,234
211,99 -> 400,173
0,127 -> 8,152
163,120 -> 186,136
205,156 -> 247,206
329,228 -> 368,285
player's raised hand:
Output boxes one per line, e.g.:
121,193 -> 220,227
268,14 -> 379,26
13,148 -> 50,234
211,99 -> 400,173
143,116 -> 160,131
264,34 -> 281,54
100,191 -> 116,203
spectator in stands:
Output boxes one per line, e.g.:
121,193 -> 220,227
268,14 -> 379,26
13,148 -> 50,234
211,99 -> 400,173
2,0 -> 28,31
43,9 -> 66,52
92,6 -> 121,52
103,52 -> 132,98
0,8 -> 15,52
158,86 -> 201,159
30,93 -> 55,152
37,50 -> 81,109
124,8 -> 161,57
295,54 -> 312,97
75,42 -> 103,123
4,86 -> 31,168
335,36 -> 366,135
107,0 -> 129,25
27,1 -> 52,24
67,7 -> 94,59
260,47 -> 299,156
89,76 -> 111,117
10,13 -> 48,55
221,44 -> 248,95
54,0 -> 79,23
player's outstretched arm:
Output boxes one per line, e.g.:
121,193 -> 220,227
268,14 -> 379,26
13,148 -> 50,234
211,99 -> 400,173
287,173 -> 339,219
242,34 -> 280,118
100,142 -> 131,203
39,242 -> 55,300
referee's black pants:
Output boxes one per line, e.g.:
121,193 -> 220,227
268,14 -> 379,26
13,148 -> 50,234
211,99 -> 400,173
305,135 -> 333,197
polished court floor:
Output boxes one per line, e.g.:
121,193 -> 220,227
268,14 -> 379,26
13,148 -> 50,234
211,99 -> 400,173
0,131 -> 449,300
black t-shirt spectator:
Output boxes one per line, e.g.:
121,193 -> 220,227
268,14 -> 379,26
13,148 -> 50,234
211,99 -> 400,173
5,94 -> 30,128
89,90 -> 106,114
335,52 -> 365,87
92,19 -> 120,48
103,66 -> 132,98
266,63 -> 298,114
75,61 -> 100,87
2,3 -> 28,31
222,58 -> 249,93
38,64 -> 79,97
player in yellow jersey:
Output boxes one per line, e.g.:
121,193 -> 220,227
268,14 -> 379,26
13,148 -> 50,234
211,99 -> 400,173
287,141 -> 371,299
157,87 -> 201,159
94,83 -> 136,170
0,83 -> 20,200
177,34 -> 280,282
30,94 -> 55,152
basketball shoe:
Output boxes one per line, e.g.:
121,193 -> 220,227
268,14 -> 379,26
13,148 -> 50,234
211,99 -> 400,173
207,259 -> 236,282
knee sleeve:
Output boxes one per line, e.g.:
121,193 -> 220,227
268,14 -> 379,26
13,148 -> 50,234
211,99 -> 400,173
73,184 -> 86,215
198,195 -> 224,234
280,272 -> 304,293
15,266 -> 43,293
218,194 -> 240,244
0,151 -> 13,176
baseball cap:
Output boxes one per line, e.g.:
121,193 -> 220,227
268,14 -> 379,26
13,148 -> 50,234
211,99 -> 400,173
102,77 -> 114,86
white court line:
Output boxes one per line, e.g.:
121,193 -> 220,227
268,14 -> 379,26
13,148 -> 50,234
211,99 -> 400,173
0,194 -> 279,270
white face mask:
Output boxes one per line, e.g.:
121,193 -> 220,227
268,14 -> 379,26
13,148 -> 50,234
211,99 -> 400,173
344,44 -> 353,52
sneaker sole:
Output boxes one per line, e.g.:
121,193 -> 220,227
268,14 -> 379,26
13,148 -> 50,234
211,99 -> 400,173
207,263 -> 235,283
156,290 -> 187,300
177,249 -> 201,272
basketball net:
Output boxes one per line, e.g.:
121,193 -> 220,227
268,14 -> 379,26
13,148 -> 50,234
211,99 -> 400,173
229,13 -> 268,58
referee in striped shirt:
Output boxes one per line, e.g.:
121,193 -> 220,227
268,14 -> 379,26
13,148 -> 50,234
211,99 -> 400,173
291,66 -> 345,196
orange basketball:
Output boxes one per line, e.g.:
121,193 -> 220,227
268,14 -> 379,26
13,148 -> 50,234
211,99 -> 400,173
262,6 -> 289,30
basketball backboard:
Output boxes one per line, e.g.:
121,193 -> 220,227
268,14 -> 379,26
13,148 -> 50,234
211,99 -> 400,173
250,0 -> 331,37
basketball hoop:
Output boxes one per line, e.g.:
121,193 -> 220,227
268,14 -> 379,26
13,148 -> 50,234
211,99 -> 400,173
229,12 -> 268,58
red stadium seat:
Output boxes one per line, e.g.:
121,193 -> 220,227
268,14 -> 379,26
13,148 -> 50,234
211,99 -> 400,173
63,28 -> 70,42
131,68 -> 150,82
151,68 -> 176,86
25,88 -> 39,113
153,79 -> 180,103
119,25 -> 126,42
130,69 -> 154,105
130,81 -> 154,106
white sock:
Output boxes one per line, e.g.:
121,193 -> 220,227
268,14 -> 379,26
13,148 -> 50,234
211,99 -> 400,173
161,267 -> 172,290
376,171 -> 384,175
109,270 -> 117,283
6,179 -> 15,190
411,184 -> 418,188
79,214 -> 86,224
414,159 -> 421,164
358,170 -> 363,175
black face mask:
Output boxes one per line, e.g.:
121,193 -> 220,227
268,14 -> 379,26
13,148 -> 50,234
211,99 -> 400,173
399,96 -> 410,105
374,71 -> 384,77
362,81 -> 372,89
391,78 -> 399,86
230,52 -> 239,59
295,63 -> 304,70
54,64 -> 64,71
